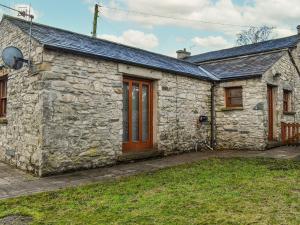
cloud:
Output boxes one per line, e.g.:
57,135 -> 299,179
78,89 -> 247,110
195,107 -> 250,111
99,30 -> 159,50
98,0 -> 299,36
192,36 -> 232,52
273,27 -> 295,38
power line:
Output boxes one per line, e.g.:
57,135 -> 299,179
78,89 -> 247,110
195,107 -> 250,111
101,5 -> 254,28
0,3 -> 19,13
0,3 -> 34,19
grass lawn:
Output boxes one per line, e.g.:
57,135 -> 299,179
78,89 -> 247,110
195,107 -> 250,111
0,158 -> 299,225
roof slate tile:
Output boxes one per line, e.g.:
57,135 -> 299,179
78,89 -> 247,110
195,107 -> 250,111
185,36 -> 299,63
199,51 -> 285,80
4,16 -> 210,80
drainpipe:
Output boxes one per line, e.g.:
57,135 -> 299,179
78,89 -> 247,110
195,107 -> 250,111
287,49 -> 300,123
210,82 -> 217,148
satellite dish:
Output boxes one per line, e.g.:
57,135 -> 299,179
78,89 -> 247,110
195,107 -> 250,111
1,46 -> 27,70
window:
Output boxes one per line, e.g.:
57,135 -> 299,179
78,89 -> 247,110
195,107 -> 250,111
283,90 -> 292,112
225,87 -> 243,108
0,76 -> 7,118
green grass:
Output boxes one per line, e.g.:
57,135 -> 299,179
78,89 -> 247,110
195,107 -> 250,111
0,158 -> 299,225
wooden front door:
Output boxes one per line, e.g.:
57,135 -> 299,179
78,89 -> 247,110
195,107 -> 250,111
267,86 -> 274,141
122,77 -> 153,152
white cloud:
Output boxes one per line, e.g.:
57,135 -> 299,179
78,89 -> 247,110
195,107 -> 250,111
192,36 -> 232,52
274,27 -> 295,38
98,0 -> 300,36
99,30 -> 159,50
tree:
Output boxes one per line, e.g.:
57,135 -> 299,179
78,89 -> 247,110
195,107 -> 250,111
236,25 -> 275,46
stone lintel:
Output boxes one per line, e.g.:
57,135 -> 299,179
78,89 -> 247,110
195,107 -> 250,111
0,118 -> 8,124
0,68 -> 9,77
34,62 -> 52,72
118,63 -> 162,80
283,111 -> 296,115
220,80 -> 246,88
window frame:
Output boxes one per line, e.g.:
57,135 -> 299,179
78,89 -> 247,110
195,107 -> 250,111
225,86 -> 243,108
0,75 -> 7,118
283,89 -> 292,113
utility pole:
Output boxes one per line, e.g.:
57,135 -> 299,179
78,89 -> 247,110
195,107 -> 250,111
92,4 -> 99,38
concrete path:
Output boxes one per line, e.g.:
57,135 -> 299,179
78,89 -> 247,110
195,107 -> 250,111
0,146 -> 299,199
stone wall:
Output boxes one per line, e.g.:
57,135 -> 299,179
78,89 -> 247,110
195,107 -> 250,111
0,18 -> 212,176
215,51 -> 300,150
0,19 -> 44,174
39,50 -> 123,175
6,15 -> 300,175
214,78 -> 266,150
157,74 -> 212,154
262,52 -> 300,141
38,49 -> 212,175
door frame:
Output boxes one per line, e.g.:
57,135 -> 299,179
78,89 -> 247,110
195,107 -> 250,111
267,85 -> 275,141
122,76 -> 153,152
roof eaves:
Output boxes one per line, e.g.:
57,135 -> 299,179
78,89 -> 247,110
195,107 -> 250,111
218,74 -> 262,82
43,44 -> 213,82
196,48 -> 292,64
198,49 -> 288,66
4,15 -> 202,69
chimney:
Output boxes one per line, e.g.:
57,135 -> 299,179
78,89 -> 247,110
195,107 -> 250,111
176,48 -> 191,60
297,25 -> 300,35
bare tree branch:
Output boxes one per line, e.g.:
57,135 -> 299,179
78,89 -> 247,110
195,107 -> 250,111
236,26 -> 276,46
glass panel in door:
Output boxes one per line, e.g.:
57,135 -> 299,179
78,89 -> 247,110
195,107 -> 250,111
132,83 -> 139,142
123,82 -> 129,142
142,84 -> 149,142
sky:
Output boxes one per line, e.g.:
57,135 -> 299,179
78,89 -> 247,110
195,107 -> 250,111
0,0 -> 300,57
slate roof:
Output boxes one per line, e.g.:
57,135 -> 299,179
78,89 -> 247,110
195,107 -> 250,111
199,51 -> 285,80
185,35 -> 299,63
3,15 -> 210,80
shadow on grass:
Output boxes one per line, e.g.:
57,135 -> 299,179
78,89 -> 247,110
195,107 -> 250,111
251,157 -> 300,171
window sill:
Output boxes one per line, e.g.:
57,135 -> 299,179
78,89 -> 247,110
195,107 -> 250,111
221,107 -> 244,111
0,118 -> 7,124
283,111 -> 296,115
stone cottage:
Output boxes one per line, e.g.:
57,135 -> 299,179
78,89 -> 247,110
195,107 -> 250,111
185,35 -> 300,150
0,15 -> 299,176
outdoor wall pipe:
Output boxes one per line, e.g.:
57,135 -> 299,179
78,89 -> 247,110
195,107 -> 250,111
210,82 -> 217,148
287,49 -> 300,123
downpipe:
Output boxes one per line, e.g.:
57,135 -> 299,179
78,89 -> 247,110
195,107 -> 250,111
193,82 -> 216,152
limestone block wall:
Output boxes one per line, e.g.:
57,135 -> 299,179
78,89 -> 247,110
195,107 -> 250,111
0,19 -> 44,174
262,52 -> 300,141
39,50 -> 123,175
157,74 -> 212,154
39,49 -> 212,175
215,78 -> 266,150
